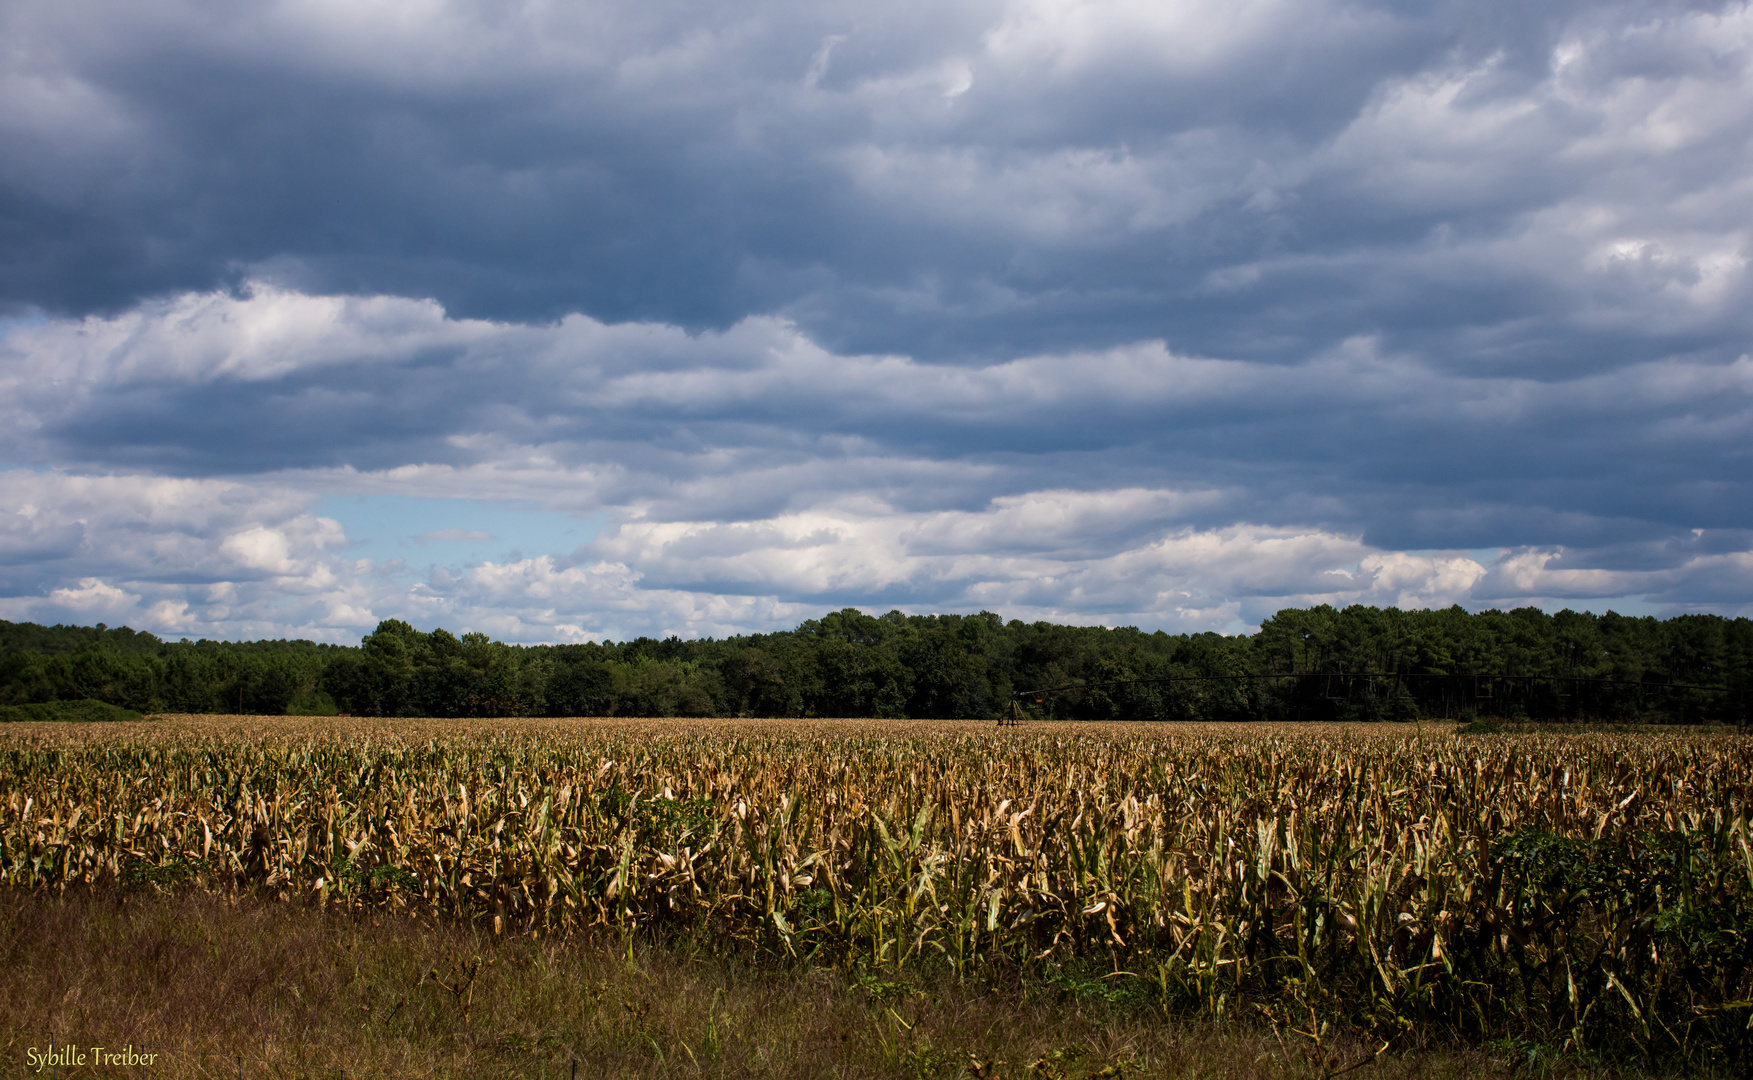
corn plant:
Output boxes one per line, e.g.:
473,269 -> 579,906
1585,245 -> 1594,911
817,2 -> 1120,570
0,716 -> 1748,1064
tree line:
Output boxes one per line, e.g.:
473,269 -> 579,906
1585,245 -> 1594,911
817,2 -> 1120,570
1,604 -> 1748,723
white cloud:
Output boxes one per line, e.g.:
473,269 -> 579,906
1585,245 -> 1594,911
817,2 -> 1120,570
46,577 -> 136,616
1,278 -> 1751,638
0,283 -> 487,396
984,0 -> 1319,78
13,461 -> 1740,644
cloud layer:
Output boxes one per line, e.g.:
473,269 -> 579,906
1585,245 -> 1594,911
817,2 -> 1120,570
2,1 -> 1751,640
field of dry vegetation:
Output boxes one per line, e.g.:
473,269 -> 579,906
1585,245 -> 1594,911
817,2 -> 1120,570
0,716 -> 1749,1078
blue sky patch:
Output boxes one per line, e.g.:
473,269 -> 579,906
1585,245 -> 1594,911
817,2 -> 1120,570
318,495 -> 603,570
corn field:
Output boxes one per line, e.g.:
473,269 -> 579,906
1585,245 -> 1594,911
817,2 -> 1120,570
2,717 -> 1750,1066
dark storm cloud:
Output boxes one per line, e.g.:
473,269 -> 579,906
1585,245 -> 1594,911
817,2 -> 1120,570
4,0 -> 1753,638
7,0 -> 1746,368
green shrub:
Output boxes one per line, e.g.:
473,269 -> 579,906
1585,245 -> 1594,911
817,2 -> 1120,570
285,690 -> 340,716
0,698 -> 144,723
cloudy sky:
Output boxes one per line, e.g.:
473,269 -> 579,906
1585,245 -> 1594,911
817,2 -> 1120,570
2,0 -> 1751,643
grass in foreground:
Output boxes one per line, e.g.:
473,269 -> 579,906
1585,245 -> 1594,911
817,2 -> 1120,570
0,888 -> 1622,1080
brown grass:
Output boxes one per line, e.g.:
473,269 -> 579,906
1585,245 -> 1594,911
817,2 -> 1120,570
0,888 -> 1579,1080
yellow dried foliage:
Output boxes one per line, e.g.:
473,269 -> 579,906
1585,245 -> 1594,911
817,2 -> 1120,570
2,717 -> 1749,1057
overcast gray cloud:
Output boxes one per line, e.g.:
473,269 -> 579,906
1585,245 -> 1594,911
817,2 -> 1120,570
1,1 -> 1751,641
